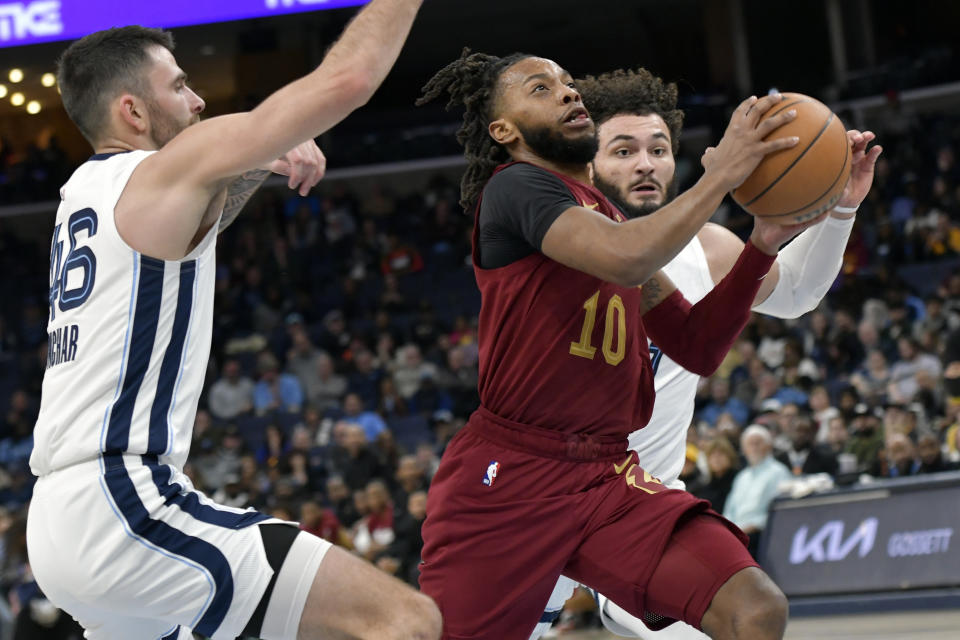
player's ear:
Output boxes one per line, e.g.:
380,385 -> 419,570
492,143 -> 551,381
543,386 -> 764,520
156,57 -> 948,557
116,94 -> 148,135
489,118 -> 518,146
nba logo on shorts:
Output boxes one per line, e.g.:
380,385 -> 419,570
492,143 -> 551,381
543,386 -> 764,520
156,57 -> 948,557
482,461 -> 500,486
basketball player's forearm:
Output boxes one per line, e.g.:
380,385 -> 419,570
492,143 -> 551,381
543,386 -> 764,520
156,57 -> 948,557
218,169 -> 271,233
644,241 -> 775,376
752,215 -> 854,318
617,172 -> 729,284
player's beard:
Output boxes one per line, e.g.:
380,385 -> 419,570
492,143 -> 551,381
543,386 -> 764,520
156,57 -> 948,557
518,122 -> 599,166
593,170 -> 678,219
145,99 -> 196,149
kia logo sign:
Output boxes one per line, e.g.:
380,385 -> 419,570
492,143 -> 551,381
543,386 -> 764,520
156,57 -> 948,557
0,1 -> 62,42
789,518 -> 878,564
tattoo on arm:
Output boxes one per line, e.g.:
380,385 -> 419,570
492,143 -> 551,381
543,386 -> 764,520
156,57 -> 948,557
640,274 -> 667,313
218,169 -> 271,233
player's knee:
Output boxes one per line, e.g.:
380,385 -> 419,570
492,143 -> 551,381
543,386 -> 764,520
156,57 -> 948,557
392,591 -> 442,640
734,579 -> 787,640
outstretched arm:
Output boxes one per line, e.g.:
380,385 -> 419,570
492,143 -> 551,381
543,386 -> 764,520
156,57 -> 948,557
641,216 -> 825,376
701,130 -> 882,318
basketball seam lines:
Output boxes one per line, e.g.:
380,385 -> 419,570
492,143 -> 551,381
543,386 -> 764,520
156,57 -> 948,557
764,137 -> 851,219
740,112 -> 834,209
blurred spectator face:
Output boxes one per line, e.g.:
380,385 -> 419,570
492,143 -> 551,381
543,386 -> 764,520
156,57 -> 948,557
316,354 -> 334,378
344,393 -> 364,416
366,481 -> 389,512
917,434 -> 942,466
403,344 -> 423,367
240,455 -> 257,479
716,413 -> 741,446
710,378 -> 730,403
897,338 -> 917,361
396,455 -> 424,488
291,426 -> 312,451
353,489 -> 369,517
303,407 -> 321,428
271,506 -> 294,521
344,424 -> 367,455
835,310 -> 855,331
886,433 -> 915,468
325,311 -> 346,335
376,429 -> 396,452
380,377 -> 398,397
810,312 -> 828,336
300,501 -> 321,527
447,346 -> 466,370
741,430 -> 772,467
857,321 -> 879,349
332,420 -> 350,446
778,403 -> 800,433
327,476 -> 349,503
257,351 -> 280,382
291,327 -> 312,353
758,372 -> 779,398
223,359 -> 241,382
707,446 -> 735,477
866,350 -> 887,372
789,418 -> 815,451
408,491 -> 428,520
809,387 -> 830,412
827,417 -> 849,449
839,389 -> 860,414
354,350 -> 374,373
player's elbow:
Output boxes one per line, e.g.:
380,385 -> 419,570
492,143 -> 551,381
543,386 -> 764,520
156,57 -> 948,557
333,70 -> 379,111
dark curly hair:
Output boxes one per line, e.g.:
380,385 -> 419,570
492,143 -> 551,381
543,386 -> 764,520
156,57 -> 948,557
575,68 -> 684,155
417,48 -> 533,211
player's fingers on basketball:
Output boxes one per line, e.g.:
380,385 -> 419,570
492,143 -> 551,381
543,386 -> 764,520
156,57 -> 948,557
759,135 -> 800,155
755,108 -> 797,138
733,95 -> 758,118
746,92 -> 784,126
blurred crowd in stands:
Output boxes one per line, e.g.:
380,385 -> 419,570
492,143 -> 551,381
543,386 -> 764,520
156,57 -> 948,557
0,106 -> 959,637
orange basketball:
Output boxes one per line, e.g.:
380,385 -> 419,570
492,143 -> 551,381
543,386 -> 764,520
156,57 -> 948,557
732,93 -> 851,225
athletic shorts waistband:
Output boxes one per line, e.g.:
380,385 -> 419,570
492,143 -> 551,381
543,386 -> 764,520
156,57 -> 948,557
469,406 -> 628,461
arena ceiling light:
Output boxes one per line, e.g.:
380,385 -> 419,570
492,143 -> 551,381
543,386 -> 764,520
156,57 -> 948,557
8,68 -> 23,83
41,73 -> 56,87
10,91 -> 24,106
0,84 -> 6,98
26,100 -> 41,114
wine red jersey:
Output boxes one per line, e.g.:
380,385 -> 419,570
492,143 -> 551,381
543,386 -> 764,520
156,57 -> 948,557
472,162 -> 654,439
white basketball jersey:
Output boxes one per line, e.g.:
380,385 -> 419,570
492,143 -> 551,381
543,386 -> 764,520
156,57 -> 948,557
629,236 -> 715,485
31,150 -> 219,475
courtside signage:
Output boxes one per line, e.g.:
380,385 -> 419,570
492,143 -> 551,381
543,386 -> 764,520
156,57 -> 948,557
0,0 -> 369,48
760,474 -> 960,596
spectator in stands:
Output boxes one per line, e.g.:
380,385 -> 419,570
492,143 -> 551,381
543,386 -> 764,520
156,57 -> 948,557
353,479 -> 395,561
677,443 -> 703,489
873,432 -> 919,477
380,233 -> 424,276
317,309 -> 352,360
326,474 -> 360,528
825,416 -> 850,455
195,425 -> 245,492
207,358 -> 254,421
699,377 -> 749,427
888,337 -> 943,404
916,431 -> 958,474
347,348 -> 383,410
393,455 -> 428,513
408,371 -> 453,418
300,499 -> 350,547
850,349 -> 892,406
775,415 -> 838,476
808,385 -> 840,442
378,376 -> 409,420
332,423 -> 385,491
342,392 -> 387,441
388,490 -> 428,586
393,344 -> 437,399
303,352 -> 348,411
286,322 -> 326,388
723,425 -> 792,556
845,403 -> 886,473
690,437 -> 740,517
253,350 -> 304,415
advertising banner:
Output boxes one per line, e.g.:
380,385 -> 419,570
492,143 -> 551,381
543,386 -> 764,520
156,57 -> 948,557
761,473 -> 960,596
0,0 -> 369,48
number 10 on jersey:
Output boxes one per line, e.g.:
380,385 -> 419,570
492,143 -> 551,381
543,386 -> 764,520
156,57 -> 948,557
569,291 -> 626,366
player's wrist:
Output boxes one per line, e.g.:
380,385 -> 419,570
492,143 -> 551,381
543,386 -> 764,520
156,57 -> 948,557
830,204 -> 857,220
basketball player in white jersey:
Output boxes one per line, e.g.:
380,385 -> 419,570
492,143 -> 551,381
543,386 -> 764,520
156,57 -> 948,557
532,69 -> 881,640
26,2 -> 442,640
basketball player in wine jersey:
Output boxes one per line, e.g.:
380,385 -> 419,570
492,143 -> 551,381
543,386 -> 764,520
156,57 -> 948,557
26,3 -> 442,640
415,49 -> 837,640
531,69 -> 882,640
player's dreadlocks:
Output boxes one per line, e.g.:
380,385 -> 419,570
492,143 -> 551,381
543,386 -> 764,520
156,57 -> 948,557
575,68 -> 684,155
417,48 -> 533,211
